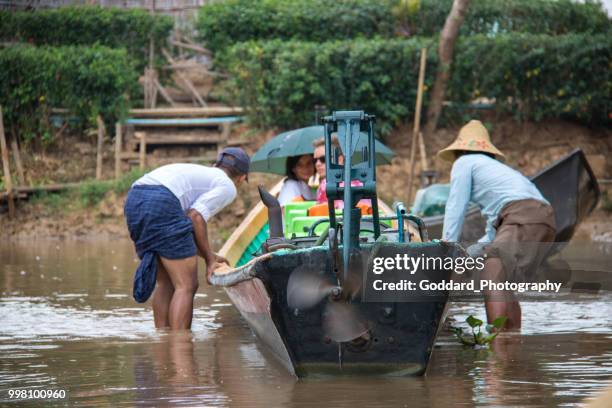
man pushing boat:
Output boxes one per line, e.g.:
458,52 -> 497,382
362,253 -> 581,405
124,147 -> 250,330
438,120 -> 556,330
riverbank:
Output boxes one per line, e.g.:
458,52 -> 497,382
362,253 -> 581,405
1,117 -> 611,247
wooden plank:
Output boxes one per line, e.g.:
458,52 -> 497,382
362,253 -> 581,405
141,134 -> 225,145
96,115 -> 105,180
120,152 -> 141,160
10,136 -> 25,186
125,117 -> 241,127
137,132 -> 147,170
218,122 -> 231,153
161,64 -> 228,78
0,106 -> 15,217
114,123 -> 122,180
154,79 -> 177,107
170,40 -> 212,56
13,183 -> 80,194
134,155 -> 218,165
220,122 -> 232,140
162,48 -> 207,107
129,106 -> 243,118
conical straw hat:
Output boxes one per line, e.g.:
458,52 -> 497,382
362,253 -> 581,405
437,120 -> 505,162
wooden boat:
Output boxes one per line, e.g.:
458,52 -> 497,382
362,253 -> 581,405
212,111 -> 462,377
417,149 -> 600,243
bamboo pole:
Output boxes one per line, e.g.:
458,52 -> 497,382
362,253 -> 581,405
406,48 -> 428,205
418,131 -> 428,173
10,136 -> 25,186
0,106 -> 15,217
96,115 -> 105,180
114,122 -> 122,179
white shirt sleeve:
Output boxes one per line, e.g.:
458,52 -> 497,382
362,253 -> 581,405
190,178 -> 237,221
442,157 -> 473,242
278,179 -> 304,206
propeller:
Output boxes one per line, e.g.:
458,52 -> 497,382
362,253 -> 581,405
287,268 -> 340,310
286,262 -> 368,343
323,301 -> 369,343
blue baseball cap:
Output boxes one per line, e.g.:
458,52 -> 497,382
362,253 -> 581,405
217,147 -> 250,181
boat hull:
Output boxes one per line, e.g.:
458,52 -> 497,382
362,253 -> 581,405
221,243 -> 457,377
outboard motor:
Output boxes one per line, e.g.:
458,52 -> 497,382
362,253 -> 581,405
257,185 -> 295,252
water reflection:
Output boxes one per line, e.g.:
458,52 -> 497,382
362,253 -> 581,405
1,240 -> 611,406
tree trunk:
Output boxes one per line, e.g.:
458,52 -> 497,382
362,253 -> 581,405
424,0 -> 470,138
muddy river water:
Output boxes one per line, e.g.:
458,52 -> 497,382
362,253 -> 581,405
1,240 -> 611,407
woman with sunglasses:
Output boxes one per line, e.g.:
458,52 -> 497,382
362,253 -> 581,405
313,137 -> 367,209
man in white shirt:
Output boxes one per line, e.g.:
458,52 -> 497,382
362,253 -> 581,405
124,147 -> 250,330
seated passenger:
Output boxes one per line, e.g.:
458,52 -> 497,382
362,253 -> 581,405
313,137 -> 370,209
278,154 -> 316,206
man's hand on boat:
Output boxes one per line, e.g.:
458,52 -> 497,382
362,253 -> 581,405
206,261 -> 224,284
205,254 -> 230,285
213,252 -> 229,265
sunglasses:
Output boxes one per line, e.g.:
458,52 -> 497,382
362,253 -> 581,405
314,156 -> 325,164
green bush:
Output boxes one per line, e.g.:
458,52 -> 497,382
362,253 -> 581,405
196,0 -> 610,52
78,180 -> 113,207
197,0 -> 396,52
0,44 -> 138,141
0,6 -> 173,69
450,33 -> 612,123
406,0 -> 611,36
220,37 -> 437,134
220,33 -> 611,131
112,168 -> 147,194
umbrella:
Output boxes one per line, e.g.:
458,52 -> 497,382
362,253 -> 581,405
250,125 -> 395,175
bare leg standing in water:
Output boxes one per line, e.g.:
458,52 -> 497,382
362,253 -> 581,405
152,260 -> 173,328
482,257 -> 522,330
160,256 -> 199,330
152,257 -> 200,330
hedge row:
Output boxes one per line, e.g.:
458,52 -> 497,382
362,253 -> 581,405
450,33 -> 612,123
0,45 -> 137,141
220,33 -> 611,131
219,37 -> 438,134
407,0 -> 611,36
0,7 -> 173,69
197,0 -> 610,52
196,0 -> 396,52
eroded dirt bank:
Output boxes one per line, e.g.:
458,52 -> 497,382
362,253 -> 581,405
1,118 -> 611,248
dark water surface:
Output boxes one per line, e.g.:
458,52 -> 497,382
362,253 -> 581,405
1,240 -> 611,407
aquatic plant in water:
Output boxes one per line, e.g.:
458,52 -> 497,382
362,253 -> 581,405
452,315 -> 507,347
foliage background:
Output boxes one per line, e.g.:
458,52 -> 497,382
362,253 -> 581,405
219,34 -> 611,132
196,0 -> 397,53
0,7 -> 174,141
0,7 -> 173,70
0,45 -> 137,142
203,0 -> 611,131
